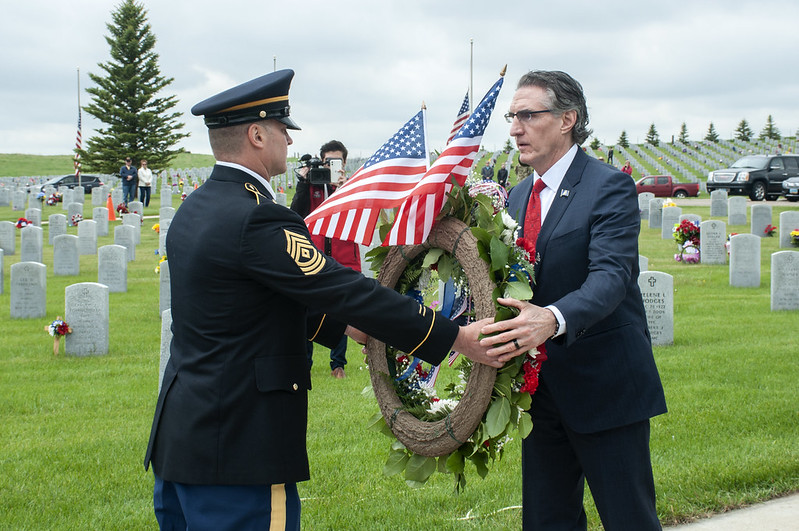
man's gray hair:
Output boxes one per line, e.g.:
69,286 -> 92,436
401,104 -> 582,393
517,71 -> 592,145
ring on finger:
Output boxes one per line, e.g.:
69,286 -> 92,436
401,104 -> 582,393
512,338 -> 521,350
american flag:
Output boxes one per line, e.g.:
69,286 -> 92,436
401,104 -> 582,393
74,108 -> 82,178
446,91 -> 470,145
305,109 -> 429,245
384,75 -> 504,245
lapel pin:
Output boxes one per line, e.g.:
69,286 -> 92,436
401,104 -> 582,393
560,189 -> 570,197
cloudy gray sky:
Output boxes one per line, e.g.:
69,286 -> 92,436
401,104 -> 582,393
2,0 -> 797,163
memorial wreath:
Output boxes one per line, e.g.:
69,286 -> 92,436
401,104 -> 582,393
364,177 -> 545,491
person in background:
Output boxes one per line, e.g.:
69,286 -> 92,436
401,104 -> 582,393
480,160 -> 495,180
622,159 -> 633,176
138,159 -> 153,207
290,140 -> 359,378
120,157 -> 137,205
144,69 -> 518,530
496,161 -> 509,188
481,70 -> 667,530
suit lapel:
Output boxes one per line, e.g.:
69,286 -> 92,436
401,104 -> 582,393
536,149 -> 589,260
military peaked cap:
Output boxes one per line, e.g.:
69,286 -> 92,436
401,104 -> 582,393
191,69 -> 301,130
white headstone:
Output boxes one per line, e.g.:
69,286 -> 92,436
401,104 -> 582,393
111,188 -> 123,206
122,213 -> 141,244
93,207 -> 109,237
728,197 -> 747,226
159,309 -> 172,394
0,188 -> 10,206
67,202 -> 84,226
638,192 -> 655,220
638,255 -> 649,272
750,204 -> 772,238
159,259 -> 171,314
709,190 -> 728,216
61,189 -> 74,211
771,251 -> 799,310
700,220 -> 727,265
729,234 -> 761,287
78,219 -> 98,255
159,207 -> 176,221
25,207 -> 42,227
128,201 -> 144,217
48,213 -> 67,245
12,191 -> 26,211
91,186 -> 106,206
98,244 -> 128,293
638,271 -> 673,346
778,211 -> 799,249
0,249 -> 3,294
0,221 -> 15,255
114,225 -> 136,261
661,206 -> 682,240
161,189 -> 172,208
53,234 -> 80,275
679,214 -> 702,226
10,261 -> 47,318
64,282 -> 109,356
20,225 -> 43,263
648,198 -> 664,229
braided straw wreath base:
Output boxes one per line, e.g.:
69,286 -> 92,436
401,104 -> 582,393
366,216 -> 498,457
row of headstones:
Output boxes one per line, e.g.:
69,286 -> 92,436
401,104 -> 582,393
641,192 -> 798,245
638,251 -> 799,346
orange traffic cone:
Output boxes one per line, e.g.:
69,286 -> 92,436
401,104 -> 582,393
107,194 -> 117,221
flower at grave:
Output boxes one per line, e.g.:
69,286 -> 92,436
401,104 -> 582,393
46,193 -> 59,206
36,191 -> 45,202
15,217 -> 30,229
366,176 -> 540,492
662,199 -> 677,208
70,213 -> 83,226
155,255 -> 167,274
764,224 -> 777,237
116,203 -> 129,214
45,317 -> 72,356
181,192 -> 187,201
152,223 -> 160,234
673,219 -> 700,247
725,233 -> 738,254
790,229 -> 799,247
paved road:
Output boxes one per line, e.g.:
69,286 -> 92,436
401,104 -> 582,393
666,492 -> 799,530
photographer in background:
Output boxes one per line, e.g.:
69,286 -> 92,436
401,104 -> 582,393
290,140 -> 360,378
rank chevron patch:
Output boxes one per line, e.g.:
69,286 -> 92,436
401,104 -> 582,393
284,229 -> 325,275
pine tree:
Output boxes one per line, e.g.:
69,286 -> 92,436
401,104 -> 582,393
79,0 -> 188,174
589,137 -> 601,150
645,124 -> 659,147
678,123 -> 689,144
734,119 -> 753,142
704,122 -> 720,143
503,138 -> 514,153
759,115 -> 781,140
617,130 -> 630,148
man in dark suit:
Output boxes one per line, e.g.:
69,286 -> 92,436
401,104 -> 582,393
144,69 -> 512,530
480,71 -> 667,530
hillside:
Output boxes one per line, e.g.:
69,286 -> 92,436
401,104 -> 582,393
0,152 -> 216,178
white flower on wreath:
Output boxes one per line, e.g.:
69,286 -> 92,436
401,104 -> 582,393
499,210 -> 518,245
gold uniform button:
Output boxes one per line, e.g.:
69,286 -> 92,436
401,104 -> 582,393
292,383 -> 299,391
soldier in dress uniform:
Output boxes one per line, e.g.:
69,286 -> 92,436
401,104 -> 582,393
143,69 -> 515,530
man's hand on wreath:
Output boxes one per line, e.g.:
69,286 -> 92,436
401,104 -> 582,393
479,298 -> 557,356
453,318 -> 514,368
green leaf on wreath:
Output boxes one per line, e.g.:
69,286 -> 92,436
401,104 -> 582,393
367,412 -> 394,439
446,449 -> 465,474
437,253 -> 455,283
518,411 -> 533,438
473,452 -> 490,479
489,236 -> 510,273
486,397 -> 512,438
493,372 -> 513,398
383,449 -> 409,477
494,304 -> 519,323
504,278 -> 533,301
422,248 -> 444,269
514,390 -> 533,411
405,454 -> 436,484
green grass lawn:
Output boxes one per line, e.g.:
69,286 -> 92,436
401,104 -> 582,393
1,195 -> 798,529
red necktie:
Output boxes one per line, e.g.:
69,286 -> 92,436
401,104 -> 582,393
523,178 -> 547,256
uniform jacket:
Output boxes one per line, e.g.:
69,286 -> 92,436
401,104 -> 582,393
144,164 -> 458,485
507,148 -> 667,434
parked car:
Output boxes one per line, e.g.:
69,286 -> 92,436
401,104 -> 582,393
781,176 -> 799,202
634,175 -> 700,198
40,174 -> 104,194
707,155 -> 799,201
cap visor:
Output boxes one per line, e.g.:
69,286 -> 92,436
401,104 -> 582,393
279,116 -> 301,131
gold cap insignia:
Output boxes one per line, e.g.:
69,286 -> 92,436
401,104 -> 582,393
284,229 -> 325,275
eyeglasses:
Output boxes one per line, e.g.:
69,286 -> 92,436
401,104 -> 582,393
504,109 -> 552,123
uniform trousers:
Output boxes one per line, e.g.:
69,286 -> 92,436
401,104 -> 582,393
153,473 -> 300,531
522,382 -> 661,530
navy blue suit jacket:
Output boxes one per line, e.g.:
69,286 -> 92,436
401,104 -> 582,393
508,148 -> 666,434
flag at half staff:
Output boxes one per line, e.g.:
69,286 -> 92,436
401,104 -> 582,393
385,70 -> 505,246
304,109 -> 429,246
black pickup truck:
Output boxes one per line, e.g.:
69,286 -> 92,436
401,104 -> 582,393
706,154 -> 799,201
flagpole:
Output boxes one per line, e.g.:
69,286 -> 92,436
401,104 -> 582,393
469,39 -> 474,113
76,67 -> 82,188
